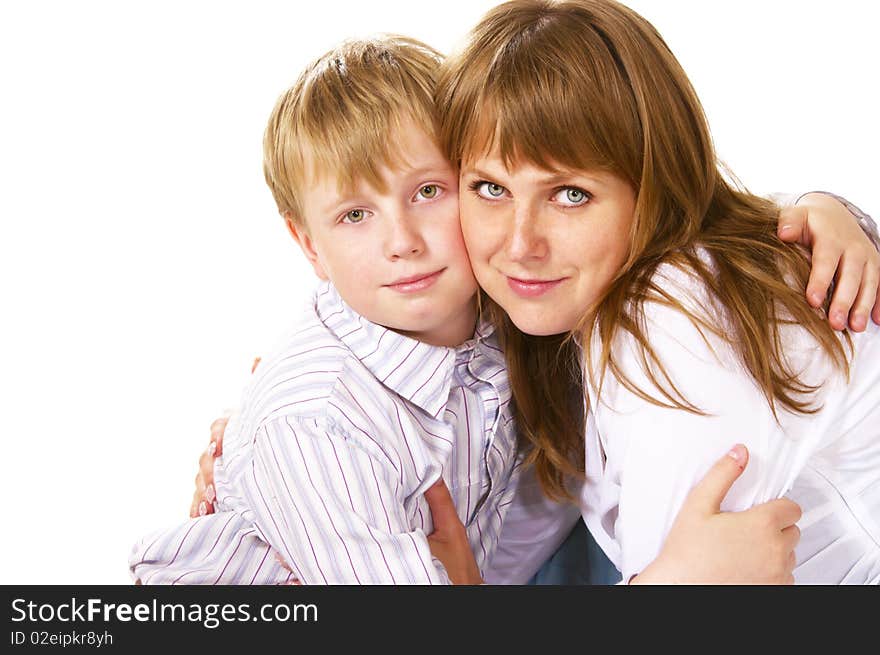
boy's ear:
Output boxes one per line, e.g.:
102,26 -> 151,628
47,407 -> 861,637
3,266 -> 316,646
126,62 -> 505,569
283,212 -> 328,281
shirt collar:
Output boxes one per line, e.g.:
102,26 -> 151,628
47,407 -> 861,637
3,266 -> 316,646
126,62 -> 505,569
460,315 -> 510,408
314,282 -> 478,418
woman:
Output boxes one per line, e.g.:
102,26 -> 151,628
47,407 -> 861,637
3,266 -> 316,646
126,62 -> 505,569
437,0 -> 879,583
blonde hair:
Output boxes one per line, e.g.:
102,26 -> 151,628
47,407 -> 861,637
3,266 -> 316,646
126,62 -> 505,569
263,36 -> 442,225
438,0 -> 851,500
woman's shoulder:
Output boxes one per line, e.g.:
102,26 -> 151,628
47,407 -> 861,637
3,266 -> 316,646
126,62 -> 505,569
585,251 -> 734,402
647,247 -> 720,313
619,249 -> 729,355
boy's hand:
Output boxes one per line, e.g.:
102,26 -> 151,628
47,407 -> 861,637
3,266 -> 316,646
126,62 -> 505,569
777,194 -> 880,332
188,357 -> 261,518
425,478 -> 484,585
632,445 -> 801,584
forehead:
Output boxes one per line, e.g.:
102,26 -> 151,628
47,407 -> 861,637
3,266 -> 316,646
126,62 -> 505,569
299,125 -> 454,212
454,89 -> 626,179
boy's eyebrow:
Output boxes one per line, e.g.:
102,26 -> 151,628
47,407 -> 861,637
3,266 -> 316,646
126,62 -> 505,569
401,165 -> 453,178
320,165 -> 455,214
320,195 -> 360,215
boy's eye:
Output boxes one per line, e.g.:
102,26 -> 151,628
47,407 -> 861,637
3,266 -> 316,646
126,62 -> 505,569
473,182 -> 507,199
417,184 -> 439,199
553,187 -> 591,207
342,209 -> 368,224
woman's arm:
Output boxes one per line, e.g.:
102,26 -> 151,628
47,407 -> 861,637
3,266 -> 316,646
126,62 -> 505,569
424,446 -> 801,585
630,444 -> 800,585
189,357 -> 262,518
586,266 -> 829,582
777,193 -> 880,331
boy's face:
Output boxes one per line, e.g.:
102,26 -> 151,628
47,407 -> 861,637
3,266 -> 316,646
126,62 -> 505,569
291,123 -> 479,347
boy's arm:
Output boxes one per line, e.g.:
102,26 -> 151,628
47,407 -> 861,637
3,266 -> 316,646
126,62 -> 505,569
242,415 -> 452,585
200,419 -> 582,585
129,512 -> 295,585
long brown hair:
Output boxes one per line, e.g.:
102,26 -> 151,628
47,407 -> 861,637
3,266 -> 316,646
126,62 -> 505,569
438,0 -> 851,500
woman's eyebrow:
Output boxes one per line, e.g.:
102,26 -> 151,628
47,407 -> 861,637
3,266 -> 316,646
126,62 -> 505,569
460,167 -> 501,179
540,172 -> 606,188
461,166 -> 608,189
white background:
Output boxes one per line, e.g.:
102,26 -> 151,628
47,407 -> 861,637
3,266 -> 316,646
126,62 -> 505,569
1,0 -> 876,583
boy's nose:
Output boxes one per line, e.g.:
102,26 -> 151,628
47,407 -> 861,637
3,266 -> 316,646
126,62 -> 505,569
385,214 -> 425,260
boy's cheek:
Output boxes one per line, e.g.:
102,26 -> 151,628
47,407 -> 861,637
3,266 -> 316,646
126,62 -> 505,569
430,213 -> 472,261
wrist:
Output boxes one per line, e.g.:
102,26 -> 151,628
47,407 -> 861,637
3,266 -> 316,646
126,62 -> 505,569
629,555 -> 683,585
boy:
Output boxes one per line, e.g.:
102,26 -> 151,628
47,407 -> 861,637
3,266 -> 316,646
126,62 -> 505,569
130,35 -> 577,584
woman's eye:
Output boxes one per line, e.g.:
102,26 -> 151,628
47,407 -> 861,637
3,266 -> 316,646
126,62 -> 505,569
342,209 -> 367,224
417,184 -> 439,200
477,182 -> 506,199
554,187 -> 591,207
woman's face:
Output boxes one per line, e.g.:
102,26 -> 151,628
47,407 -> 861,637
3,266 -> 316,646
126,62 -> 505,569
459,153 -> 637,336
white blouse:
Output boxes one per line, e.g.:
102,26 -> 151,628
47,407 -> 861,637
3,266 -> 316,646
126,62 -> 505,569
580,255 -> 880,584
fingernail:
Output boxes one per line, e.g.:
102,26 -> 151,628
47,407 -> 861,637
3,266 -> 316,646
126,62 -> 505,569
810,292 -> 824,305
832,310 -> 846,326
852,315 -> 866,332
779,224 -> 792,234
198,501 -> 207,516
727,444 -> 746,464
205,484 -> 215,504
207,441 -> 216,456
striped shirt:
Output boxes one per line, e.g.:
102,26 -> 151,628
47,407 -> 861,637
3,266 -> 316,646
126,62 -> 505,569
130,282 -> 559,584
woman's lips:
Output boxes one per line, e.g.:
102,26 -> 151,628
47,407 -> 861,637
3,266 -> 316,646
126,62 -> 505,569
386,269 -> 445,293
506,276 -> 566,298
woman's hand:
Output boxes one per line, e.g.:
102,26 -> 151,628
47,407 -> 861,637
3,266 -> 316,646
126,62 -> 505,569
424,479 -> 484,585
188,357 -> 261,518
777,194 -> 880,332
632,445 -> 801,585
188,416 -> 227,518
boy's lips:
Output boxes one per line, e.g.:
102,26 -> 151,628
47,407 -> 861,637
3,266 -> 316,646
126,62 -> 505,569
505,275 -> 567,298
386,268 -> 446,293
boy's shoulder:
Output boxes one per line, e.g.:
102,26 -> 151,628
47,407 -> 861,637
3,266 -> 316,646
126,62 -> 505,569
239,293 -> 360,429
237,283 -> 454,439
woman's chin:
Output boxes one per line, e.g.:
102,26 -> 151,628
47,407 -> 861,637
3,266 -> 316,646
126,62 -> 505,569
506,310 -> 573,337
